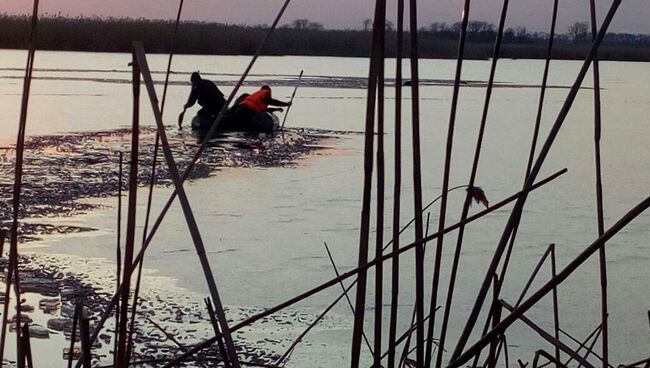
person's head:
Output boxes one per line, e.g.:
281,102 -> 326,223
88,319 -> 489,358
190,72 -> 201,84
261,85 -> 271,92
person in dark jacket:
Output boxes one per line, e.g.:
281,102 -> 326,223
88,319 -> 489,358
178,72 -> 226,128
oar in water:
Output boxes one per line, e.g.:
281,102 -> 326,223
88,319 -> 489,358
281,70 -> 304,131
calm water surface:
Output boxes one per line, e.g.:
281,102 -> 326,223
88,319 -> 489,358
0,50 -> 649,366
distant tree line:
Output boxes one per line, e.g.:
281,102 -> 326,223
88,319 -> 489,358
1,14 -> 650,61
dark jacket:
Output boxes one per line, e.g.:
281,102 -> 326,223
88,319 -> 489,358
186,79 -> 226,112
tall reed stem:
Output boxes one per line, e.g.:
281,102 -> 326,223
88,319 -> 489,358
374,0 -> 387,365
0,1 -> 38,364
425,3 -> 472,365
350,0 -> 382,364
115,50 -> 140,368
127,0 -> 185,360
407,0 -> 425,363
434,1 -> 512,367
387,0 -> 405,365
587,1 -> 608,366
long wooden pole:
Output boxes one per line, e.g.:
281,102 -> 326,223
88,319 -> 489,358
280,70 -> 304,130
450,0 -> 622,359
133,43 -> 242,368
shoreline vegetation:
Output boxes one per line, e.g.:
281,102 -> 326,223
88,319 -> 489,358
1,14 -> 650,61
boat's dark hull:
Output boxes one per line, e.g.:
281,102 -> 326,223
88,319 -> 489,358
191,111 -> 279,134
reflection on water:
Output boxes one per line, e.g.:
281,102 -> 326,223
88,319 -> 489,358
1,50 -> 649,366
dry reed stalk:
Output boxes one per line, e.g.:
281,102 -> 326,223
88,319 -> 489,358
425,2 -> 472,366
146,316 -> 209,368
275,280 -> 356,365
449,191 -> 647,367
115,51 -> 141,368
491,1 -> 561,348
204,298 -> 231,367
383,313 -> 434,364
514,244 -> 553,306
533,350 -> 568,368
450,0 -> 622,360
0,231 -> 5,256
350,0 -> 383,364
77,2 -> 294,359
113,151 -> 123,365
577,327 -> 603,367
487,275 -> 502,368
559,328 -> 610,366
562,325 -> 602,367
0,1 -> 39,364
324,243 -> 373,354
501,301 -> 595,368
68,302 -> 82,368
388,0 -> 405,366
133,43 -> 241,367
127,1 -> 185,360
551,244 -> 560,365
280,70 -> 304,130
20,324 -> 32,368
618,357 -> 650,368
511,243 -> 561,365
407,0 -> 425,362
401,212 -> 432,367
80,317 -> 92,368
374,0 -> 387,365
524,0 -> 559,179
161,169 -> 568,367
500,335 -> 510,368
490,0 -> 561,351
434,1 -> 510,366
587,1 -> 609,365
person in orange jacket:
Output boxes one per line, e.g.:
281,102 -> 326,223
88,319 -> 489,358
239,85 -> 291,113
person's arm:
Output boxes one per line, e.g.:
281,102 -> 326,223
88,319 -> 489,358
268,98 -> 291,107
179,88 -> 198,129
263,93 -> 291,107
184,87 -> 198,109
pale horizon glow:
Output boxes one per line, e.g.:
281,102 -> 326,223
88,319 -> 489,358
2,0 -> 649,34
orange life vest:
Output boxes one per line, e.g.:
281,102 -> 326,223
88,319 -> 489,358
241,89 -> 271,112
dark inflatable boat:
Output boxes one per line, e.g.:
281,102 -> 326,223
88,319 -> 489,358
191,110 -> 279,134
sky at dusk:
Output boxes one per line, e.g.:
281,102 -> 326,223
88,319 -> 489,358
3,0 -> 649,34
